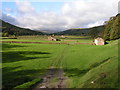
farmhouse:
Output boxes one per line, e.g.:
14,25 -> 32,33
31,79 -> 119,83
94,37 -> 105,45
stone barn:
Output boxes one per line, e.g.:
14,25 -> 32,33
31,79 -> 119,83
61,35 -> 64,38
94,37 -> 105,45
48,36 -> 56,41
48,36 -> 61,41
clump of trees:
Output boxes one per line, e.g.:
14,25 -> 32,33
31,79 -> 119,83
101,14 -> 120,40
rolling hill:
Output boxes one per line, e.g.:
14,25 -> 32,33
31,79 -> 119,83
101,14 -> 120,40
0,19 -> 45,36
54,14 -> 120,40
53,25 -> 105,37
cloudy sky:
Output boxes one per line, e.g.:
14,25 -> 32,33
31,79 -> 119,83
1,0 -> 119,31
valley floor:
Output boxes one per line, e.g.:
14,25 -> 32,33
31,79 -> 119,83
1,36 -> 119,89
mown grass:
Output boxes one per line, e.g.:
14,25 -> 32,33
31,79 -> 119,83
2,36 -> 118,89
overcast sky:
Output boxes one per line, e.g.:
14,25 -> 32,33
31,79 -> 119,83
1,0 -> 119,31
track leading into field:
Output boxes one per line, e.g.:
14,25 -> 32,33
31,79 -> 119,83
32,45 -> 70,89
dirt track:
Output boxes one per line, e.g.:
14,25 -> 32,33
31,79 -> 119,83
32,46 -> 70,89
32,68 -> 67,89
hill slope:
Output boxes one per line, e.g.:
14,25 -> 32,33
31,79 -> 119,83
101,14 -> 120,40
54,25 -> 104,37
0,19 -> 45,36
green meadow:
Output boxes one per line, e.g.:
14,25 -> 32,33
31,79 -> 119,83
1,36 -> 118,89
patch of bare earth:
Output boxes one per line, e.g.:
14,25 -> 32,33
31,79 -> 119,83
32,67 -> 67,89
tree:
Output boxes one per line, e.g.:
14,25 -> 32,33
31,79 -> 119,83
101,14 -> 120,40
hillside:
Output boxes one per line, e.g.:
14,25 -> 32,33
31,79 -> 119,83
54,25 -> 104,37
0,19 -> 45,36
101,14 -> 120,40
54,14 -> 120,40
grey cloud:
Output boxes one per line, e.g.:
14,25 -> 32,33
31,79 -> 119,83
2,0 -> 119,31
1,13 -> 19,25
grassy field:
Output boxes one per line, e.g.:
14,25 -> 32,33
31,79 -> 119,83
2,35 -> 118,89
1,35 -> 93,43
